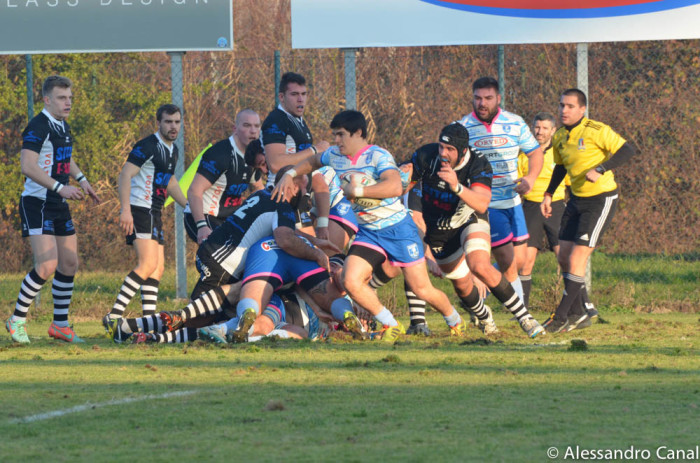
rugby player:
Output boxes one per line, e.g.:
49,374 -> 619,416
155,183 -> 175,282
103,104 -> 187,328
261,72 -> 331,236
6,75 -> 100,343
407,123 -> 545,338
541,89 -> 636,333
273,110 -> 470,341
185,109 -> 263,244
458,77 -> 544,303
517,112 -> 570,308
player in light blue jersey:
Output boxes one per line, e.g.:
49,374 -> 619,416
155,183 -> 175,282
273,110 -> 469,341
458,77 -> 544,303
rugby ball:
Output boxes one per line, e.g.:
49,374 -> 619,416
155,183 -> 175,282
339,171 -> 382,208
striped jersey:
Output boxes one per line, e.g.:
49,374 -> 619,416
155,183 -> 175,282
320,144 -> 406,230
126,133 -> 178,212
458,109 -> 539,209
21,109 -> 73,204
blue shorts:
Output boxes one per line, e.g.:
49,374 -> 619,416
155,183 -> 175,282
242,237 -> 329,292
489,204 -> 529,248
351,215 -> 425,267
329,198 -> 358,235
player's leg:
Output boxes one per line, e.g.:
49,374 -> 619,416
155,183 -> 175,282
467,227 -> 544,338
7,234 -> 58,343
139,244 -> 165,316
44,234 -> 84,342
229,279 -> 275,343
107,238 -> 159,323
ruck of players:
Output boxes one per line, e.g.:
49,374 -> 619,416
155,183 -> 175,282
6,72 -> 636,345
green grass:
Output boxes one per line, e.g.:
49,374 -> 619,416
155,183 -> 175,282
0,312 -> 698,462
0,253 -> 698,462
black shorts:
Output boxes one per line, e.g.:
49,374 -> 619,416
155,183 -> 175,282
190,245 -> 240,300
523,199 -> 565,251
559,189 -> 618,248
425,212 -> 488,263
184,212 -> 225,243
19,196 -> 75,237
126,205 -> 164,245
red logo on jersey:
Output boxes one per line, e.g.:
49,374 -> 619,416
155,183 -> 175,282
474,137 -> 508,148
420,0 -> 699,18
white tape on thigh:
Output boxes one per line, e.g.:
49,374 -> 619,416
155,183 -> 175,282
465,237 -> 491,255
443,259 -> 470,280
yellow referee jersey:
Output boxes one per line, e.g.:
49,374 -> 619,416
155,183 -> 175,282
518,144 -> 570,202
552,117 -> 626,197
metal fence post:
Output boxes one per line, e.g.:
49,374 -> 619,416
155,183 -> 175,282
343,48 -> 357,110
169,51 -> 187,299
274,50 -> 281,106
498,45 -> 505,108
577,43 -> 592,293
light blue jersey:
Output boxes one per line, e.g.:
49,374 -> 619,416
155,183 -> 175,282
313,166 -> 344,208
458,109 -> 539,209
320,145 -> 406,230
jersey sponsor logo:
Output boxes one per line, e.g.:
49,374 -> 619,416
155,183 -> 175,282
261,239 -> 280,251
419,0 -> 700,18
23,131 -> 43,143
474,137 -> 508,149
131,146 -> 147,160
578,138 -> 586,150
264,123 -> 285,136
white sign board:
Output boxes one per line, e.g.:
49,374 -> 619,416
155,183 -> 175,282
0,0 -> 233,55
291,0 -> 700,48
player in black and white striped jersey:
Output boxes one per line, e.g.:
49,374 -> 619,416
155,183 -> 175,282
6,75 -> 100,344
184,109 -> 264,244
103,105 -> 187,330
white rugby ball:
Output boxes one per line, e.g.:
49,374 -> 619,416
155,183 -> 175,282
339,171 -> 382,207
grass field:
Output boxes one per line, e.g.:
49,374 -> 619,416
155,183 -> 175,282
0,252 -> 698,462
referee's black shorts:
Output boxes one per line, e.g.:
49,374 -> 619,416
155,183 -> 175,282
559,189 -> 618,248
523,198 -> 565,251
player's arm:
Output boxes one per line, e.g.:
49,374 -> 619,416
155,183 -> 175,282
437,162 -> 491,214
187,173 -> 215,243
20,149 -> 85,201
541,164 -> 568,218
515,146 -> 544,194
69,158 -> 101,204
117,161 -> 141,235
167,174 -> 187,208
295,229 -> 341,256
274,225 -> 330,271
264,140 -> 330,174
271,153 -> 324,202
585,142 -> 637,183
311,171 -> 331,240
343,168 -> 403,200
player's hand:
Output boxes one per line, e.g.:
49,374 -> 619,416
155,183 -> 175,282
540,195 -> 553,218
119,209 -> 134,236
514,176 -> 534,194
315,238 -> 341,256
197,226 -> 212,245
59,185 -> 85,201
341,181 -> 357,200
315,248 -> 330,272
437,163 -> 459,190
426,257 -> 443,278
271,174 -> 295,202
79,180 -> 101,205
315,226 -> 329,241
473,275 -> 489,300
315,140 -> 330,153
585,168 -> 602,183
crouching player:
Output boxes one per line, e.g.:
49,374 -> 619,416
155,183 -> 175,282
407,123 -> 545,338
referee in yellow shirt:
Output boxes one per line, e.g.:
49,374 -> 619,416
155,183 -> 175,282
541,89 -> 636,333
517,112 -> 569,309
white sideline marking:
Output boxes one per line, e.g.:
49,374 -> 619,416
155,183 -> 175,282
10,390 -> 197,424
